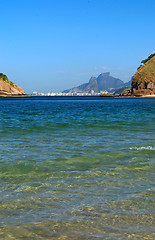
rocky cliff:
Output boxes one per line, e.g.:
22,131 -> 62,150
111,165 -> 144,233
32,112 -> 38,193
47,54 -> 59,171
0,73 -> 26,97
121,54 -> 155,96
132,54 -> 155,90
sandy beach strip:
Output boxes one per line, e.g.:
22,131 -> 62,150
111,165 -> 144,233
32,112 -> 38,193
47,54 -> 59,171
142,94 -> 155,98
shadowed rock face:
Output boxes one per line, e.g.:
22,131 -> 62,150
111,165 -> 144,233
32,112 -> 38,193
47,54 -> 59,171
84,77 -> 98,92
0,73 -> 26,96
97,73 -> 124,91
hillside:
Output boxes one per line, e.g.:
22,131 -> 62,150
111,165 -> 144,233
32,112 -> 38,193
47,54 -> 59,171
132,54 -> 155,90
0,73 -> 26,96
121,54 -> 155,96
63,72 -> 125,93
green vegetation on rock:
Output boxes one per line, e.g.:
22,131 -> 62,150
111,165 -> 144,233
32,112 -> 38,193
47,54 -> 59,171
0,73 -> 26,96
0,73 -> 8,81
132,54 -> 155,89
141,53 -> 155,64
137,53 -> 155,70
0,73 -> 15,87
121,54 -> 155,96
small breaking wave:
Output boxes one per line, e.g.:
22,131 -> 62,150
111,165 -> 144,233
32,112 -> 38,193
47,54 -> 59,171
130,146 -> 155,151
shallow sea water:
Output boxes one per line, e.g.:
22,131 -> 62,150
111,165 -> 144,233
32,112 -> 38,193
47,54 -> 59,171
0,97 -> 155,239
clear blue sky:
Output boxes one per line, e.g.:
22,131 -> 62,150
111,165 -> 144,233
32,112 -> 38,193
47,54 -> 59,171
0,0 -> 155,93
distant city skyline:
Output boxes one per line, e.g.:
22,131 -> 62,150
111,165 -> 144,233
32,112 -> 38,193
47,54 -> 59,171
0,0 -> 155,93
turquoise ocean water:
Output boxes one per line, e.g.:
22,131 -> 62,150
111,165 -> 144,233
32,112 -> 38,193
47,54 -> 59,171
0,97 -> 155,239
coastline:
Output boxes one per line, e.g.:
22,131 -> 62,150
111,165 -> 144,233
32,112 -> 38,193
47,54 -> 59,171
0,94 -> 30,98
142,94 -> 155,98
0,94 -> 154,99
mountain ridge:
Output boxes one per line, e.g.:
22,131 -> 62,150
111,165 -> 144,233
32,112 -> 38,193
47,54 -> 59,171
63,72 -> 130,93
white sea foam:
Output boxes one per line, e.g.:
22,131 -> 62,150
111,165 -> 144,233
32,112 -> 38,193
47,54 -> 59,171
130,146 -> 155,151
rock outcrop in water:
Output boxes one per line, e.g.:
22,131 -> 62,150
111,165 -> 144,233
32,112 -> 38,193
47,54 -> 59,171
121,54 -> 155,96
0,73 -> 27,97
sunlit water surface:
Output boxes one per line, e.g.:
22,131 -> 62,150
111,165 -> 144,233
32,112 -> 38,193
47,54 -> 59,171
0,97 -> 155,239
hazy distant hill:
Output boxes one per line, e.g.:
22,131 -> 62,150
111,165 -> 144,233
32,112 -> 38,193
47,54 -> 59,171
114,78 -> 132,95
63,72 -> 126,93
123,78 -> 132,88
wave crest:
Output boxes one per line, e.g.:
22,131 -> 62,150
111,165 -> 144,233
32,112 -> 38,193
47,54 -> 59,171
130,146 -> 155,150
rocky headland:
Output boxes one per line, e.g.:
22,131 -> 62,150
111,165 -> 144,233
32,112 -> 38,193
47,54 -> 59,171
0,73 -> 27,97
120,54 -> 155,97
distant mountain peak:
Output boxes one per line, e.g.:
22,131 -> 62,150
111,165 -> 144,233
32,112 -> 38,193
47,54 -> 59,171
63,72 -> 125,93
99,72 -> 110,77
89,76 -> 96,83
